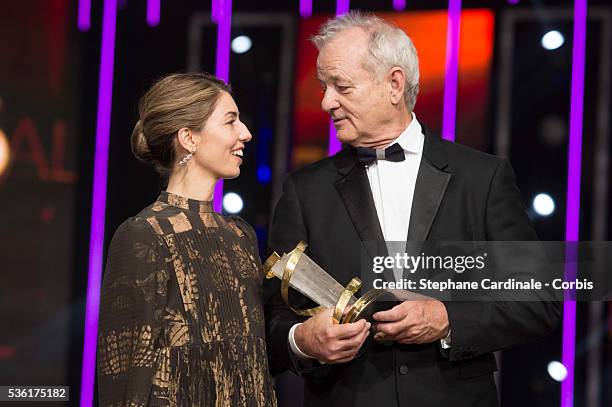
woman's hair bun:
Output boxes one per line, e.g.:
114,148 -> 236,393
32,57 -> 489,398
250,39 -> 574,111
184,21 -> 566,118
130,120 -> 152,162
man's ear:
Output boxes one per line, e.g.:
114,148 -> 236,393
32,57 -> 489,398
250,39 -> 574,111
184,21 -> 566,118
388,67 -> 406,106
176,128 -> 197,152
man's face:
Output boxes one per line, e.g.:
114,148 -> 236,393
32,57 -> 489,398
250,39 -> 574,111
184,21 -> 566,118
316,27 -> 392,147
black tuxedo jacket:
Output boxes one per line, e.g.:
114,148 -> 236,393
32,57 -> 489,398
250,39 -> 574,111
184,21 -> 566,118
265,128 -> 560,407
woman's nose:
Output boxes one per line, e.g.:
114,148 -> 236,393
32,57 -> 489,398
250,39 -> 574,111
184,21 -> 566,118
239,122 -> 252,142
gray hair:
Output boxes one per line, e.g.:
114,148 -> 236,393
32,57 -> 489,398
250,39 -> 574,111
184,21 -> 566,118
311,11 -> 420,111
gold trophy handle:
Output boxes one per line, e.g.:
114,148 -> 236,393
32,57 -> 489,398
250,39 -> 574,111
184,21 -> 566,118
332,277 -> 362,324
263,252 -> 280,279
279,241 -> 325,317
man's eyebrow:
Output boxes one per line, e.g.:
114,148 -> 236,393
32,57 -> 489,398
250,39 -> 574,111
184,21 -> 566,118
317,73 -> 349,84
332,75 -> 350,83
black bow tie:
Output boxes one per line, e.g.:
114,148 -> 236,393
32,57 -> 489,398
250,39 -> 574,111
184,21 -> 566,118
354,143 -> 406,166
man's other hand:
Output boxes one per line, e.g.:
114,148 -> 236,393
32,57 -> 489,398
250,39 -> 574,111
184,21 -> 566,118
372,299 -> 449,344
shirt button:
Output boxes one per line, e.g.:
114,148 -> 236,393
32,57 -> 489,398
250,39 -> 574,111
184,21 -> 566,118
399,364 -> 409,375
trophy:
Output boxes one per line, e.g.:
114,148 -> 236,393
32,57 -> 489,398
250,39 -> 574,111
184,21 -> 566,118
264,241 -> 400,324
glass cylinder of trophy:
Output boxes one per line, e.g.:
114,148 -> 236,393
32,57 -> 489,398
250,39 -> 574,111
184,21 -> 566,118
264,241 -> 400,325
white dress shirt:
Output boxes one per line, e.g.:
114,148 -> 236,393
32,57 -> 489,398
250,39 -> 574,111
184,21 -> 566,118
288,114 -> 448,358
366,113 -> 424,281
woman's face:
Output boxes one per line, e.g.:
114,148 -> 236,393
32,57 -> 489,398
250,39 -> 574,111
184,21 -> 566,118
192,92 -> 252,179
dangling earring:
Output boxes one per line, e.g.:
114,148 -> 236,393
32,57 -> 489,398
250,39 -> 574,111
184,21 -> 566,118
179,149 -> 195,166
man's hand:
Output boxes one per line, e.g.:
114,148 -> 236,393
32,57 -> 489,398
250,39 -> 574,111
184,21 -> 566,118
294,308 -> 371,364
372,299 -> 449,345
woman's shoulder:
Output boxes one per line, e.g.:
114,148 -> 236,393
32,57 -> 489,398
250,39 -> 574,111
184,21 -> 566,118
110,210 -> 165,246
116,198 -> 186,237
227,215 -> 258,245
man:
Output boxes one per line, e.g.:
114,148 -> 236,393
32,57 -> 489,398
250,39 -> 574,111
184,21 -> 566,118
265,11 -> 559,407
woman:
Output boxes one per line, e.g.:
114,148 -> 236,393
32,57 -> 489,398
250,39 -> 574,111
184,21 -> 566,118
97,73 -> 277,407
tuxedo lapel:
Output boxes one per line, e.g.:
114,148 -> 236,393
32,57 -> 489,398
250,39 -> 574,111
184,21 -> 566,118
335,165 -> 385,245
332,149 -> 394,285
407,162 -> 451,241
406,128 -> 451,263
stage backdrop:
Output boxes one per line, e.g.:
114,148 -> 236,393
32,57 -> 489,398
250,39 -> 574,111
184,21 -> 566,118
0,0 -> 79,386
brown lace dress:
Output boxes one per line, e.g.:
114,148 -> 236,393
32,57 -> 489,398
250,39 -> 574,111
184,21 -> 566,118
97,191 -> 277,407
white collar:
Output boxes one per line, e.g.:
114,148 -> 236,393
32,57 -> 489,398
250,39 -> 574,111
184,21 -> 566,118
388,112 -> 423,153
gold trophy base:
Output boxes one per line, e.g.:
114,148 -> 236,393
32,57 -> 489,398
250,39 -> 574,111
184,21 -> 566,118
343,288 -> 401,356
342,288 -> 400,324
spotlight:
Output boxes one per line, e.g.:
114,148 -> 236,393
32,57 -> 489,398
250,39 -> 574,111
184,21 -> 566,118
231,36 -> 252,54
257,165 -> 271,183
223,192 -> 243,214
0,129 -> 10,177
533,193 -> 555,216
547,361 -> 568,382
538,115 -> 567,146
541,30 -> 564,50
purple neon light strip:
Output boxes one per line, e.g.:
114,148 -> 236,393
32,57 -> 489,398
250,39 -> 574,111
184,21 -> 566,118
78,0 -> 92,31
561,264 -> 577,407
561,1 -> 587,406
328,121 -> 341,155
146,0 -> 160,27
327,0 -> 351,156
212,0 -> 220,23
80,0 -> 118,406
300,0 -> 313,18
213,0 -> 233,212
215,0 -> 232,84
441,0 -> 461,142
336,0 -> 350,15
393,0 -> 407,11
